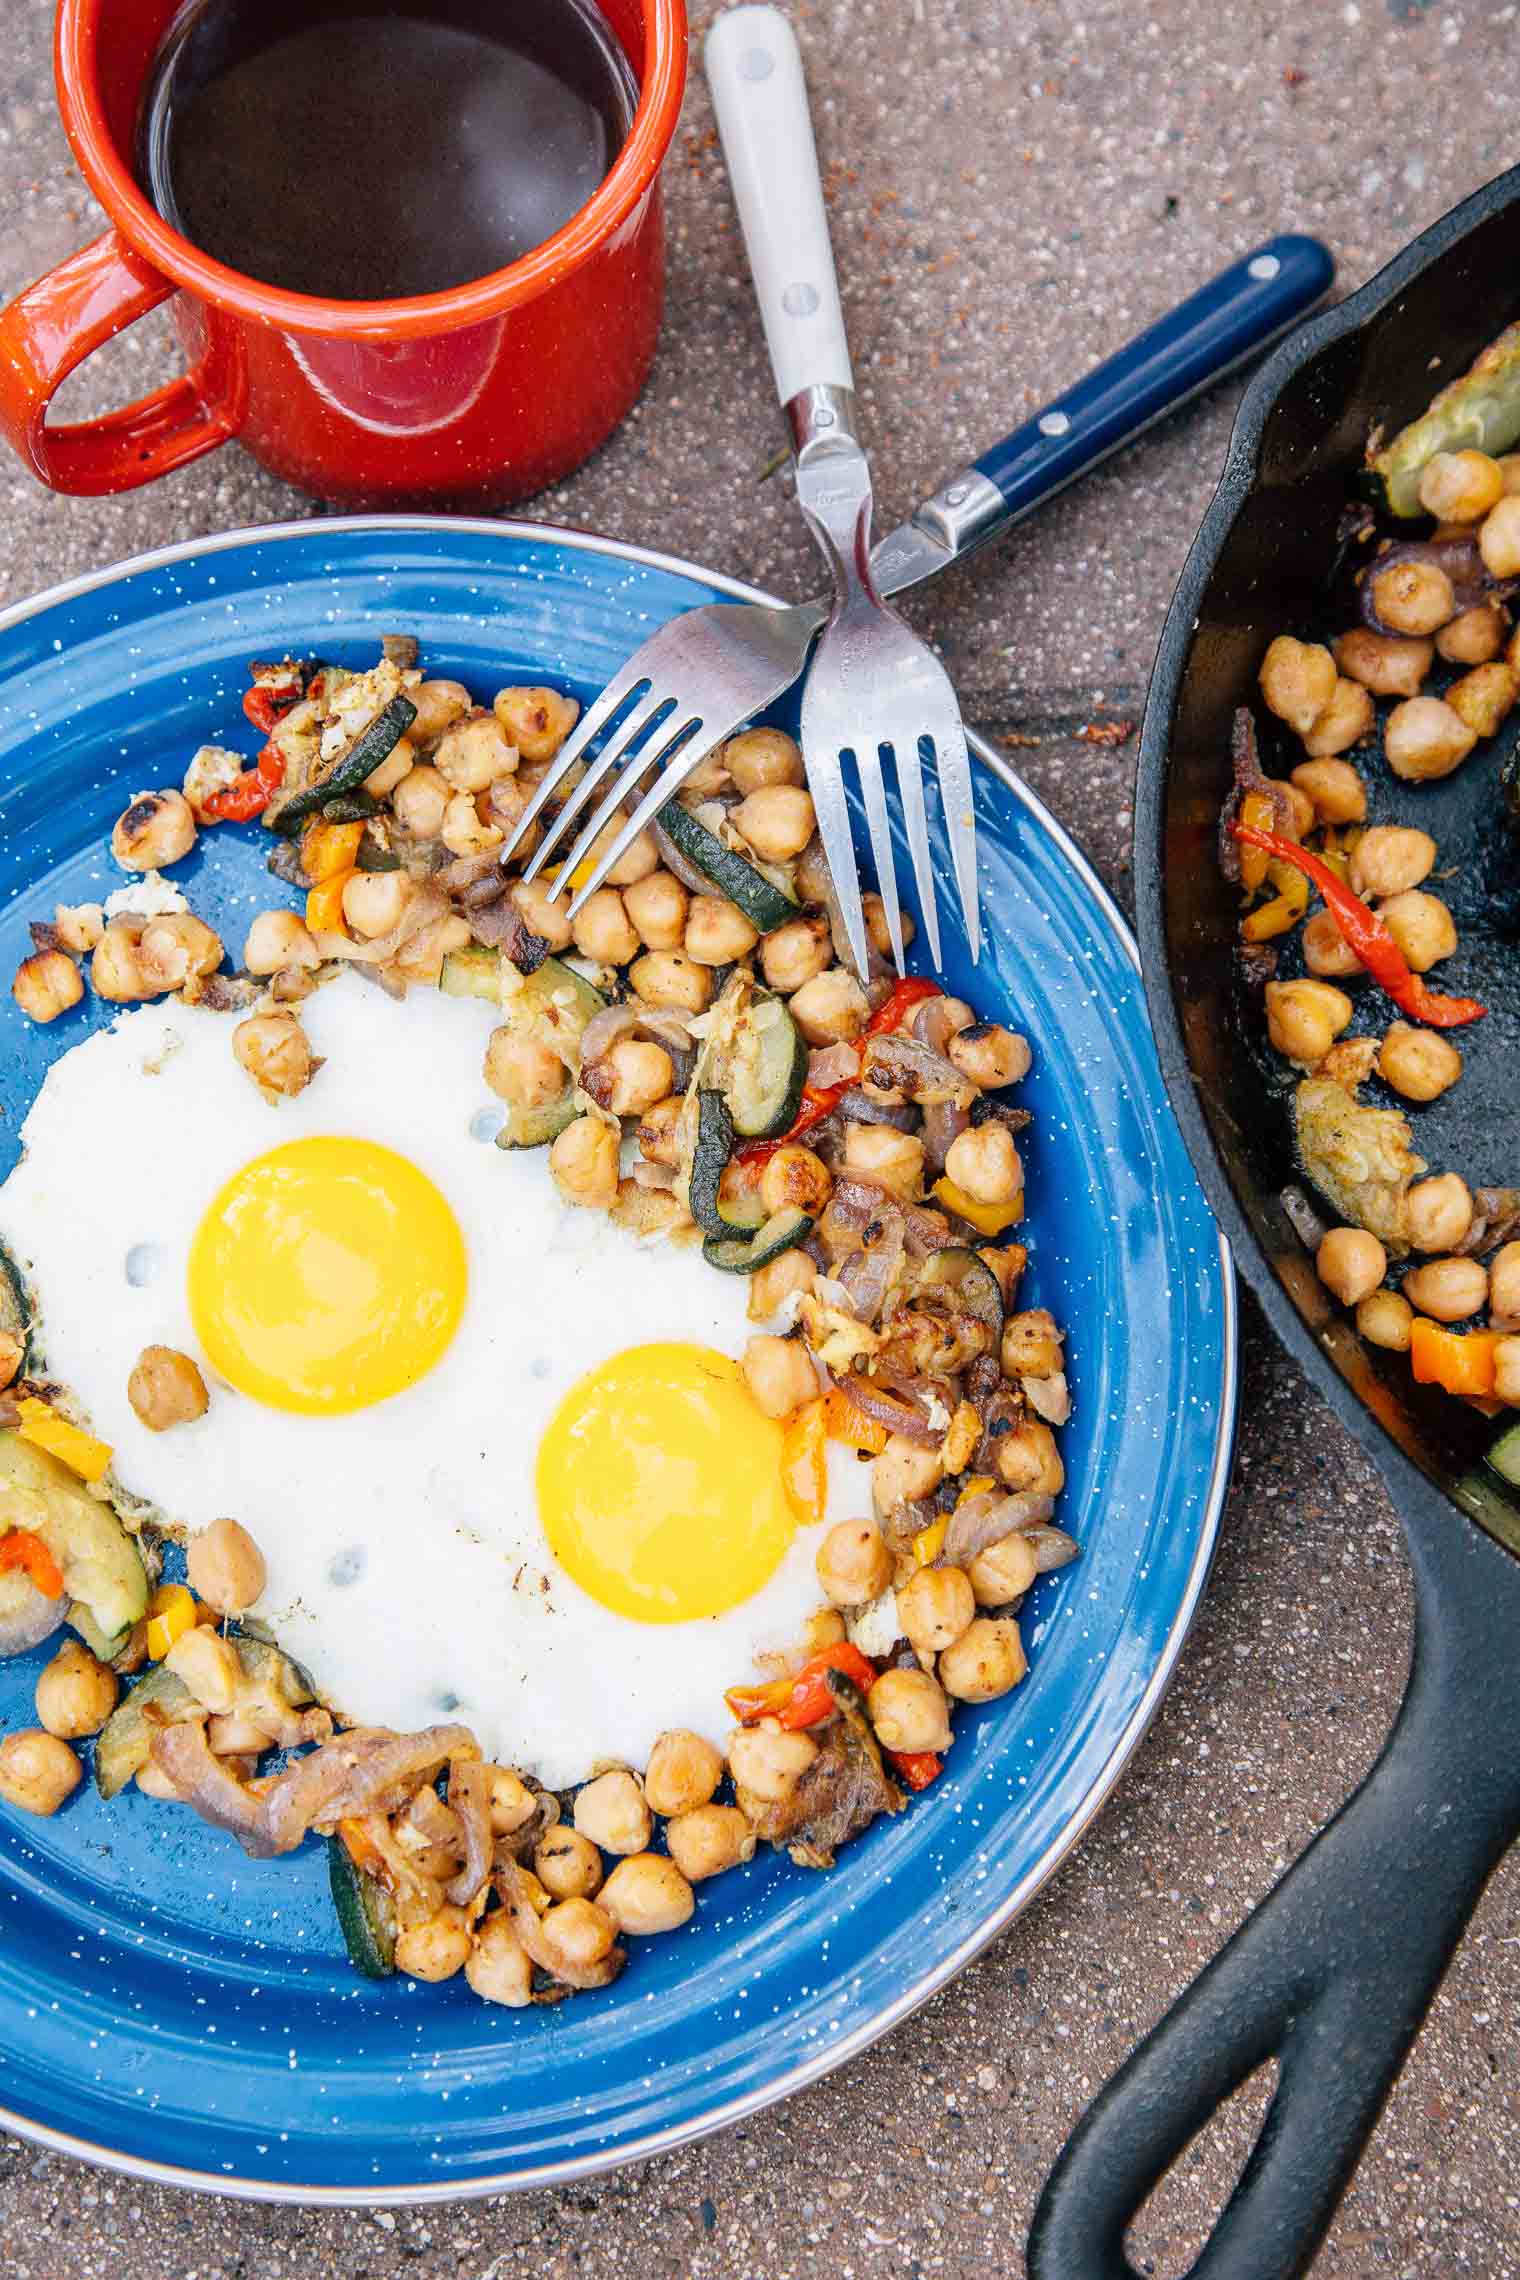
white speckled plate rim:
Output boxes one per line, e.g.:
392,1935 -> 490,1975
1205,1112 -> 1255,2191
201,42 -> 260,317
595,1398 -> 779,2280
0,514 -> 1237,2204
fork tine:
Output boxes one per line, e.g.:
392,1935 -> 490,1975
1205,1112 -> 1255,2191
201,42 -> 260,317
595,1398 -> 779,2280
564,719 -> 710,920
855,744 -> 905,976
803,736 -> 871,984
524,688 -> 676,888
554,712 -> 700,910
893,736 -> 943,971
500,674 -> 649,866
934,721 -> 981,964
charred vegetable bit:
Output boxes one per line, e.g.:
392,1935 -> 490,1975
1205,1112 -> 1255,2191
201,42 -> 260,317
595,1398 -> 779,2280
1369,321 -> 1520,515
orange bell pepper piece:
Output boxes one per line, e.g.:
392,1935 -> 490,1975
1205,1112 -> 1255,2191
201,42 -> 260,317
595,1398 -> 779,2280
822,1383 -> 888,1456
1409,1318 -> 1502,1398
726,1642 -> 878,1729
780,1398 -> 829,1526
306,869 -> 354,939
0,1528 -> 65,1598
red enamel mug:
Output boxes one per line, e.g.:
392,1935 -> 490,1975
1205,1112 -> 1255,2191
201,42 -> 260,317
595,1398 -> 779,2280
0,0 -> 687,505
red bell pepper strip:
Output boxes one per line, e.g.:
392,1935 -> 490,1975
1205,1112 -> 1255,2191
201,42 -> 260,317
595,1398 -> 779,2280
725,1641 -> 878,1729
202,745 -> 285,824
1231,823 -> 1486,1029
0,1528 -> 65,1598
242,680 -> 303,734
738,977 -> 943,1165
886,1748 -> 943,1792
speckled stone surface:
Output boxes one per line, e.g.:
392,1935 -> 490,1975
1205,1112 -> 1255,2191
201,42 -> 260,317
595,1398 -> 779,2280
2,0 -> 1519,2271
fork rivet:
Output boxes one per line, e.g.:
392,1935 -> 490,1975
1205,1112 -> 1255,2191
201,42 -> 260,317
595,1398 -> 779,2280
813,403 -> 836,427
944,484 -> 969,506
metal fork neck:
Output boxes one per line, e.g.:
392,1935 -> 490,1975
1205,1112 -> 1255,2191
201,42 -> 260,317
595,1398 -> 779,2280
785,381 -> 861,460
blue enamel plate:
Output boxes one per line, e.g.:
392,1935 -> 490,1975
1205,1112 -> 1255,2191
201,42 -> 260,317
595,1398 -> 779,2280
0,519 -> 1234,2201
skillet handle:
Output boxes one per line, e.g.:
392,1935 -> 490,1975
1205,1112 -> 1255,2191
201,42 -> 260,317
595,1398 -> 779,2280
1028,1512 -> 1520,2280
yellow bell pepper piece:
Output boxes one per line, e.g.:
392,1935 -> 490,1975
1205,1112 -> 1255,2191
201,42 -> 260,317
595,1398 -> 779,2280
15,1397 -> 112,1484
1236,790 -> 1281,893
306,868 -> 354,939
780,1398 -> 829,1527
146,1582 -> 198,1661
302,819 -> 365,883
956,1473 -> 996,1506
931,1176 -> 1025,1239
1409,1318 -> 1501,1399
1241,858 -> 1310,943
912,1516 -> 949,1565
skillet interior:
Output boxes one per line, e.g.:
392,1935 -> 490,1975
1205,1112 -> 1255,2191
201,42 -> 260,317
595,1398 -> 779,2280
1148,169 -> 1520,1506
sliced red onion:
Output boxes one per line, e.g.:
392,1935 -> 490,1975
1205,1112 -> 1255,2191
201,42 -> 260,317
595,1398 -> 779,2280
836,1085 -> 919,1132
578,1002 -> 642,1067
808,1042 -> 860,1089
943,1490 -> 1056,1567
920,1097 -> 971,1176
446,1759 -> 495,1906
831,1366 -> 941,1447
1024,1524 -> 1080,1574
0,1578 -> 66,1659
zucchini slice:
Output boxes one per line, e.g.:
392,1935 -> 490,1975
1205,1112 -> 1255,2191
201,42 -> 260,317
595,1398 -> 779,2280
272,695 -> 417,834
703,1206 -> 814,1274
0,1240 -> 33,1375
687,1088 -> 741,1238
94,1663 -> 195,1800
659,800 -> 798,932
440,944 -> 502,1003
913,1246 -> 1005,1331
329,1834 -> 397,1978
0,1432 -> 148,1651
725,992 -> 808,1139
506,956 -> 607,1050
495,1095 -> 581,1151
1486,1418 -> 1520,1490
1369,320 -> 1520,516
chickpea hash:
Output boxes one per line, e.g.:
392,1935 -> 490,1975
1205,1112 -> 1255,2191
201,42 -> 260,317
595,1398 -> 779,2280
1,638 -> 1078,2003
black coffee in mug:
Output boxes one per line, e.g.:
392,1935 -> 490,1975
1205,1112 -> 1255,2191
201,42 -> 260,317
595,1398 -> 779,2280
137,0 -> 638,302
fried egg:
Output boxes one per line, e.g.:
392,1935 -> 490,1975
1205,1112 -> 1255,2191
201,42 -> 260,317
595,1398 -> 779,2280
0,975 -> 859,1785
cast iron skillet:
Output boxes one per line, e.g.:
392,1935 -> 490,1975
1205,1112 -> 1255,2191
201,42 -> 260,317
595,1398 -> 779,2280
1028,165 -> 1520,2279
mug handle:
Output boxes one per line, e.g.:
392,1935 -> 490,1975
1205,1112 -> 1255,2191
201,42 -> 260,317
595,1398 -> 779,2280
0,231 -> 244,495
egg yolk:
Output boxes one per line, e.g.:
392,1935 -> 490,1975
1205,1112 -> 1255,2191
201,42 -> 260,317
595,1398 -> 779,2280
187,1136 -> 467,1415
538,1342 -> 797,1623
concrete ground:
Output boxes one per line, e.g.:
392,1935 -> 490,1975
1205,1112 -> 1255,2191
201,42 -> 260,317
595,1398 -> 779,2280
2,0 -> 1518,2271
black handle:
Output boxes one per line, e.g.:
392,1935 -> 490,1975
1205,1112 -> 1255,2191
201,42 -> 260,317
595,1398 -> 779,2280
1028,1506 -> 1520,2280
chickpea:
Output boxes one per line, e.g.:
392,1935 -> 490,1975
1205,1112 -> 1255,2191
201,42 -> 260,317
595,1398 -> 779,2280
731,785 -> 817,863
127,1343 -> 208,1433
1303,688 -> 1376,769
599,1853 -> 696,1936
1378,891 -> 1456,975
435,714 -> 518,795
968,1530 -> 1042,1608
548,1115 -> 620,1209
947,1021 -> 1031,1090
1404,1173 -> 1473,1255
441,790 -> 503,859
12,948 -> 83,1024
53,903 -> 104,956
1001,1309 -> 1063,1378
938,1616 -> 1028,1704
598,827 -> 660,890
1490,1242 -> 1520,1327
867,1667 -> 953,1754
760,914 -> 832,994
622,870 -> 689,952
134,1757 -> 184,1802
1315,1226 -> 1388,1308
0,1331 -> 22,1394
1436,603 -> 1507,665
35,1642 -> 118,1740
360,732 -> 415,801
135,913 -> 223,994
486,1766 -> 538,1838
727,1720 -> 817,1804
596,1039 -> 674,1118
1369,559 -> 1456,637
341,868 -> 416,940
164,1624 -> 242,1714
1333,628 -> 1433,697
996,1418 -> 1065,1497
872,1432 -> 944,1516
1276,782 -> 1315,839
724,727 -> 805,793
788,966 -> 869,1045
1447,660 -> 1518,740
759,1145 -> 833,1219
666,1803 -> 757,1883
391,761 -> 451,839
1355,1287 -> 1414,1352
245,908 -> 320,976
944,1124 -> 1022,1207
111,788 -> 197,871
534,1827 -> 605,1901
1479,493 -> 1520,578
941,1398 -> 982,1475
395,1905 -> 473,1982
540,1896 -> 618,1974
1377,1021 -> 1462,1104
1301,908 -> 1364,979
629,950 -> 713,1015
465,1911 -> 533,2007
1258,636 -> 1337,735
1403,1256 -> 1488,1323
0,1729 -> 82,1817
484,1030 -> 565,1110
233,1009 -> 314,1098
802,1607 -> 848,1654
898,1563 -> 976,1657
493,684 -> 579,764
1417,449 -> 1505,524
1495,1339 -> 1520,1408
1384,694 -> 1477,781
573,1768 -> 652,1856
187,1516 -> 267,1615
816,1517 -> 893,1608
644,1729 -> 724,1818
740,1333 -> 818,1419
842,1123 -> 926,1202
685,894 -> 759,966
1291,759 -> 1367,827
1349,825 -> 1437,901
509,876 -> 575,952
408,679 -> 472,746
1264,978 -> 1353,1066
747,1245 -> 816,1322
637,1094 -> 684,1167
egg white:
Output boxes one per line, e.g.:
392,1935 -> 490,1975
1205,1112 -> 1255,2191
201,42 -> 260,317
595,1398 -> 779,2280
0,975 -> 860,1786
